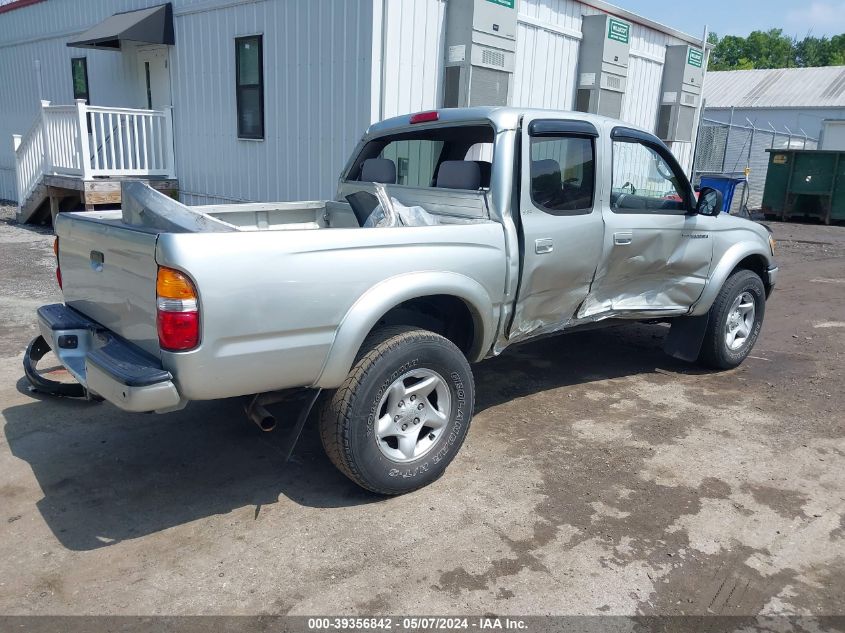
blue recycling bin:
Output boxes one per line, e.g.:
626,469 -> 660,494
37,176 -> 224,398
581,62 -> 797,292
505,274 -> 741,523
699,175 -> 749,214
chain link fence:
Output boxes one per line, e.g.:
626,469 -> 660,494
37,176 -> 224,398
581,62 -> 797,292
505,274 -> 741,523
693,118 -> 819,211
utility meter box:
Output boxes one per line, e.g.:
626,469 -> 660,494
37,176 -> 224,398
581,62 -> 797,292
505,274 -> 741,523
442,0 -> 517,108
657,44 -> 705,142
575,14 -> 631,119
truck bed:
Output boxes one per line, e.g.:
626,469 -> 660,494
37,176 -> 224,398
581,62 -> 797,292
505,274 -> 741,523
53,182 -> 506,402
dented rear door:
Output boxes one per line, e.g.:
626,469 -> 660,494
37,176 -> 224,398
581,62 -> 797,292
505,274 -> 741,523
508,116 -> 605,342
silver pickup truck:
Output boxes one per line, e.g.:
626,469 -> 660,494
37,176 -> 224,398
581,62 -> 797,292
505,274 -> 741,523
26,107 -> 778,494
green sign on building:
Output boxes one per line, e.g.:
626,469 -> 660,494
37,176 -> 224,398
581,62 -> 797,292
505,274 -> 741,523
485,0 -> 515,8
607,18 -> 630,44
688,48 -> 704,68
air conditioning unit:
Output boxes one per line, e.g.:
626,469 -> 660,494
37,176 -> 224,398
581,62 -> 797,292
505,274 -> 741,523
575,14 -> 631,119
657,44 -> 705,142
442,0 -> 517,108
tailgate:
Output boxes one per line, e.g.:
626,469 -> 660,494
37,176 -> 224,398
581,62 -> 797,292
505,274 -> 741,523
56,213 -> 160,357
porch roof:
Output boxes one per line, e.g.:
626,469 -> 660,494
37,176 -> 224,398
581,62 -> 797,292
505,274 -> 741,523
67,3 -> 174,51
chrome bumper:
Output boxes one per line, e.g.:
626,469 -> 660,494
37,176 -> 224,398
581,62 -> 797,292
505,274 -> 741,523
35,304 -> 184,413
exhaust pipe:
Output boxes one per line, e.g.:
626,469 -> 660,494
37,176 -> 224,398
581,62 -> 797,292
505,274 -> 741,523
245,395 -> 277,432
243,388 -> 323,460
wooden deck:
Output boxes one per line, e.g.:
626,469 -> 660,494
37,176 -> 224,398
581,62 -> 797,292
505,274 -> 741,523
20,175 -> 178,225
13,100 -> 177,225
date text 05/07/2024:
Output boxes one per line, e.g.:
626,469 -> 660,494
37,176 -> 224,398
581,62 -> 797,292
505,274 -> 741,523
306,617 -> 528,630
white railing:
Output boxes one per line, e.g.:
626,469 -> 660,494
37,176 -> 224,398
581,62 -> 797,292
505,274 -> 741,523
12,99 -> 175,205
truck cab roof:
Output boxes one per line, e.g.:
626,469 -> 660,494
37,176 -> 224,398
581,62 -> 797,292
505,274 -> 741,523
365,107 -> 651,139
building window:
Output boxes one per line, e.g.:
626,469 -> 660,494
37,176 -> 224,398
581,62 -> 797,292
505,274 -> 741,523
71,57 -> 89,103
235,35 -> 264,139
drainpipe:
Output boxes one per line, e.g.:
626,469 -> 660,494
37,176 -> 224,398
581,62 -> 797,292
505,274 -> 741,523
34,59 -> 44,101
371,0 -> 387,124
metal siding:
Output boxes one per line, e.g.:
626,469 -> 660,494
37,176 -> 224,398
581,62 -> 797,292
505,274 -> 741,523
622,55 -> 662,131
380,0 -> 446,120
172,0 -> 374,205
0,0 -> 146,200
512,20 -> 579,110
1,0 -> 705,202
2,0 -> 374,203
705,67 -> 845,110
513,0 -> 699,172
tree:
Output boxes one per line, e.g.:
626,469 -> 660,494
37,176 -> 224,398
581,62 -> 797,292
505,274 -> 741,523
706,30 -> 845,71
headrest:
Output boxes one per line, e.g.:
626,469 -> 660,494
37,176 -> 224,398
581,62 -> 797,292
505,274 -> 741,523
436,160 -> 481,190
361,158 -> 396,184
474,161 -> 492,188
532,159 -> 562,181
531,159 -> 562,202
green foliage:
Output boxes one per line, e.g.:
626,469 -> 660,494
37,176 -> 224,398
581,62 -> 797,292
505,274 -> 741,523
707,30 -> 845,71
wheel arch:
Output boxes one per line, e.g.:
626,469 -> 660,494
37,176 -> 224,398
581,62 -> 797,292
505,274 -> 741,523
690,243 -> 773,317
314,272 -> 496,388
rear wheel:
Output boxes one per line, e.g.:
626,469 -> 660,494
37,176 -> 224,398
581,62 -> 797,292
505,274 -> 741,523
698,269 -> 766,369
319,326 -> 475,495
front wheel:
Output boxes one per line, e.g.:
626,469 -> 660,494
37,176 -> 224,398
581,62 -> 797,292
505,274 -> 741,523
698,269 -> 766,369
319,326 -> 475,495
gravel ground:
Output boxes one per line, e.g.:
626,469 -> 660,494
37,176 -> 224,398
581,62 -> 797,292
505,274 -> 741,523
0,203 -> 842,619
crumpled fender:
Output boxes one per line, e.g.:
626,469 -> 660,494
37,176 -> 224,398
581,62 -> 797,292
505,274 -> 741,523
314,271 -> 496,389
689,241 -> 773,317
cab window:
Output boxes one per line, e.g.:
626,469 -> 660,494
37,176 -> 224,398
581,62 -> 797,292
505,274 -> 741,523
529,135 -> 595,215
611,141 -> 687,214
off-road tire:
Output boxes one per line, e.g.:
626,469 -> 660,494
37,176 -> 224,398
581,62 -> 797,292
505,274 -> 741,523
319,326 -> 475,495
698,269 -> 766,370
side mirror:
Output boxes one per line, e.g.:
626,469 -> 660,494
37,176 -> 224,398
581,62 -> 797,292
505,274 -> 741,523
696,187 -> 723,217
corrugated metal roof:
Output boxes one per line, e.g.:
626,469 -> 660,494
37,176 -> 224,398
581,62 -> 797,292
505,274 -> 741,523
704,66 -> 845,109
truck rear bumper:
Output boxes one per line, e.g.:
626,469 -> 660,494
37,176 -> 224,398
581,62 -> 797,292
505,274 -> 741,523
33,304 -> 184,413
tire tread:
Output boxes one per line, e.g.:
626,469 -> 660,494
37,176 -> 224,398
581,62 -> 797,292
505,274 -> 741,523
319,326 -> 471,495
698,269 -> 765,369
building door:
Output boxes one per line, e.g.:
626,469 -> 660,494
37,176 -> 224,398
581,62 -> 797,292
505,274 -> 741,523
136,46 -> 172,109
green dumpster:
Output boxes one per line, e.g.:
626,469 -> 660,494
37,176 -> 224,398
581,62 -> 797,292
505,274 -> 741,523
762,149 -> 845,224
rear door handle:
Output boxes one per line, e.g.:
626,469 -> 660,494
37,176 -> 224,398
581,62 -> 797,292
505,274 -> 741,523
535,238 -> 554,254
613,232 -> 633,246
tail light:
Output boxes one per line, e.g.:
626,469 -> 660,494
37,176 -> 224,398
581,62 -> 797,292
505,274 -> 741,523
156,267 -> 199,351
53,236 -> 62,290
410,111 -> 439,124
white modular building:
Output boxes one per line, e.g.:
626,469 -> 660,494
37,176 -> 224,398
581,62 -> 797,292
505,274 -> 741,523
0,0 -> 707,216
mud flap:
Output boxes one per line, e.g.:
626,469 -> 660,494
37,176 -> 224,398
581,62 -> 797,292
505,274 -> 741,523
662,314 -> 709,362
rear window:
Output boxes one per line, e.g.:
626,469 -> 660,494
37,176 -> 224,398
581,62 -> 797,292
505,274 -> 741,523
382,140 -> 445,187
349,125 -> 495,189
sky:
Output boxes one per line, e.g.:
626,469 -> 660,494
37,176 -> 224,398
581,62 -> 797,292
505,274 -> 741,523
618,0 -> 845,39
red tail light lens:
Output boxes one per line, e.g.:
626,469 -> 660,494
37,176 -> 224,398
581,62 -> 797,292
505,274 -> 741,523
156,267 -> 199,351
410,111 -> 439,124
157,311 -> 199,350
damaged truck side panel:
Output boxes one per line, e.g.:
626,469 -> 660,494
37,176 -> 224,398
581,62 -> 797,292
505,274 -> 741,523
29,107 -> 778,494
